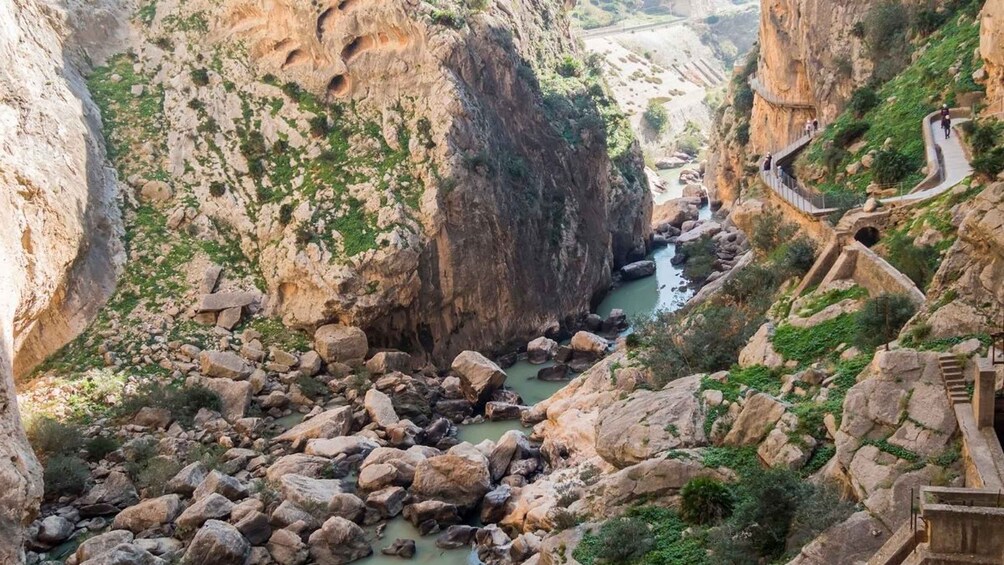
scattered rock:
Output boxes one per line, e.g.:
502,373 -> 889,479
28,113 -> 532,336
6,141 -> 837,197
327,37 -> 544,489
314,325 -> 369,364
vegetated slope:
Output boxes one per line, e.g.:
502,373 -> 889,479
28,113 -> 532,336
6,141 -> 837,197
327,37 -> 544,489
796,13 -> 983,196
30,0 -> 652,381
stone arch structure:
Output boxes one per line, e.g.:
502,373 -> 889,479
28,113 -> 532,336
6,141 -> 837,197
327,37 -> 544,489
854,226 -> 881,247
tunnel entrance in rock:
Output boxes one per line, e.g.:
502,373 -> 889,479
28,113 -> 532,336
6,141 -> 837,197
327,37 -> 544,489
854,226 -> 881,248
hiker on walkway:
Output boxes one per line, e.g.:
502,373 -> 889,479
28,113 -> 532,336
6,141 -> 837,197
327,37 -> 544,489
812,118 -> 819,133
805,119 -> 813,137
941,114 -> 952,139
763,153 -> 773,172
941,104 -> 951,119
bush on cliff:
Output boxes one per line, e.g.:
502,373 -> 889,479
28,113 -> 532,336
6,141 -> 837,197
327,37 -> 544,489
855,293 -> 918,349
681,477 -> 735,525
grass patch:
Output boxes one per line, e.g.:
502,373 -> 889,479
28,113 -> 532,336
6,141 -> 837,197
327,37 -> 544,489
773,314 -> 861,366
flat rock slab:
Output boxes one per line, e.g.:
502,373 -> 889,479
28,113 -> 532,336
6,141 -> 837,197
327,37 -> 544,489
198,292 -> 261,313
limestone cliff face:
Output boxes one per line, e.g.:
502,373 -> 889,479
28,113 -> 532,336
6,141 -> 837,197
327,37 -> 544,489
981,0 -> 1004,113
0,0 -> 128,559
750,0 -> 873,151
75,0 -> 650,364
706,0 -> 875,206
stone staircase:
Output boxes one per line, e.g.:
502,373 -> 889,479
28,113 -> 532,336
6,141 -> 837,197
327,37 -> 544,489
938,354 -> 969,405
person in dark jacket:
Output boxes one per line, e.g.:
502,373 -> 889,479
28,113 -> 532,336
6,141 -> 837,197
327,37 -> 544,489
763,153 -> 773,172
941,114 -> 952,139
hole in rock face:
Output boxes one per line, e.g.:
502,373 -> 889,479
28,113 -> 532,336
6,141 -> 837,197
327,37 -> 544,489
282,49 -> 310,69
854,226 -> 881,248
316,8 -> 336,40
341,36 -> 375,62
338,0 -> 359,11
327,74 -> 351,98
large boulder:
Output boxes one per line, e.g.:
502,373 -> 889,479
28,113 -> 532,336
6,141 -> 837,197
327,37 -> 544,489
722,393 -> 786,446
620,260 -> 656,281
305,436 -> 379,459
279,474 -> 344,517
267,528 -> 309,565
75,531 -> 135,563
176,493 -> 234,531
199,351 -> 252,380
274,406 -> 353,450
411,450 -> 491,509
314,325 -> 368,364
595,375 -> 706,468
569,331 -> 608,357
737,323 -> 784,369
37,515 -> 74,545
308,517 -> 372,564
187,376 -> 251,423
365,351 -> 412,375
182,520 -> 250,565
451,351 -> 507,405
111,495 -> 183,533
527,337 -> 558,364
266,454 -> 332,481
364,389 -> 400,428
79,471 -> 138,508
83,544 -> 167,565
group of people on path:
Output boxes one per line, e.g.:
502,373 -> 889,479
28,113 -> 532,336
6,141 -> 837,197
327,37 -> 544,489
804,118 -> 820,137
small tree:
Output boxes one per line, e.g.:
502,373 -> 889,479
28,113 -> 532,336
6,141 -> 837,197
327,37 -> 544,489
856,293 -> 918,349
643,101 -> 669,133
681,477 -> 735,525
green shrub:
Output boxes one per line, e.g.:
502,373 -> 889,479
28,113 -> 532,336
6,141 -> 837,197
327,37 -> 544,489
855,293 -> 918,349
822,146 -> 849,174
134,456 -> 183,497
872,149 -> 915,185
833,121 -> 870,147
44,455 -> 90,499
864,1 -> 911,81
190,68 -> 210,87
308,115 -> 330,138
209,181 -> 227,197
281,81 -> 303,101
735,121 -> 751,145
279,203 -> 294,226
751,209 -> 797,255
680,477 -> 735,525
431,9 -> 464,28
773,314 -> 859,366
643,101 -> 669,133
883,231 -> 940,290
593,517 -> 654,563
848,87 -> 880,117
85,435 -> 121,462
779,237 -> 817,275
557,55 -> 584,78
722,264 -> 778,307
26,417 -> 83,459
970,119 -> 1003,154
710,467 -> 853,563
913,9 -> 947,36
973,147 -> 1004,179
733,83 -> 754,117
115,383 -> 221,427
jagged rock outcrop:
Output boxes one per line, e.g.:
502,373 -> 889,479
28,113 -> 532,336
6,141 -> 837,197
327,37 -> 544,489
922,182 -> 1004,335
